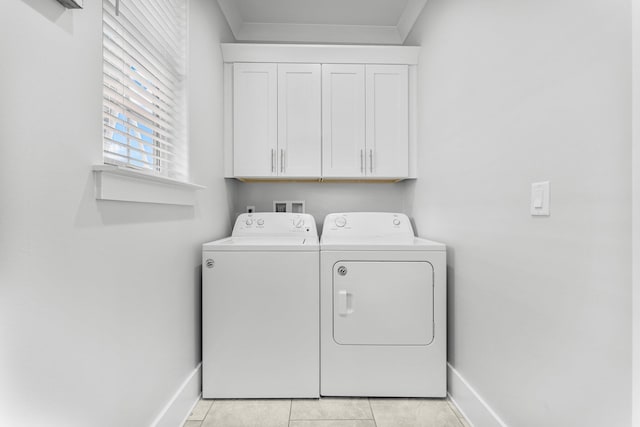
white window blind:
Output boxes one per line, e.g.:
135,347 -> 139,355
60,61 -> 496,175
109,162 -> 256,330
102,0 -> 188,181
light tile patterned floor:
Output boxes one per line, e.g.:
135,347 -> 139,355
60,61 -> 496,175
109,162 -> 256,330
183,397 -> 470,427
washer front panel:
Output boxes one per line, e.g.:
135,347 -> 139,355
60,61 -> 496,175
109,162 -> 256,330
203,250 -> 319,398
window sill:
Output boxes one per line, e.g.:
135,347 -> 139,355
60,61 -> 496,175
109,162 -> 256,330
93,165 -> 205,206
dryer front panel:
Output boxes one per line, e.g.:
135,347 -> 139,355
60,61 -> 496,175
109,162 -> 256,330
332,261 -> 433,345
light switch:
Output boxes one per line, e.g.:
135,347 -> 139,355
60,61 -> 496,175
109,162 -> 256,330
531,181 -> 550,216
533,190 -> 543,208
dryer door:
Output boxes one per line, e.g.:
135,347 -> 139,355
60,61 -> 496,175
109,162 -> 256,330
332,261 -> 434,345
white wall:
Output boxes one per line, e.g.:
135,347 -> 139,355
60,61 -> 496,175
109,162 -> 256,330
0,1 -> 233,426
405,1 -> 631,426
232,182 -> 410,231
633,0 -> 640,424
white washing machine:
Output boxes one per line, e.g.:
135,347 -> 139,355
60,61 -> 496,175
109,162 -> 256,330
320,212 -> 446,397
202,213 -> 319,398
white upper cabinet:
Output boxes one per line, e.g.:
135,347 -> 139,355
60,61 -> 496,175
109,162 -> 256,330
233,63 -> 321,178
278,64 -> 321,177
322,64 -> 408,179
233,63 -> 278,177
322,65 -> 366,178
366,65 -> 409,178
223,44 -> 419,181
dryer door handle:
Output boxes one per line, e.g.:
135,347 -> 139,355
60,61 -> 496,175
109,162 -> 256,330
337,290 -> 353,316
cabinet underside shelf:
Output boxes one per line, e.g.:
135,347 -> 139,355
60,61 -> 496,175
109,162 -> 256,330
231,177 -> 409,183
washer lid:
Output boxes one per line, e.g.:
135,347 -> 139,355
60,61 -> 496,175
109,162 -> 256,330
203,236 -> 319,251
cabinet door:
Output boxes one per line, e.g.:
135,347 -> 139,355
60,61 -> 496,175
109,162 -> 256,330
278,64 -> 321,177
365,65 -> 409,178
322,65 -> 366,178
233,63 -> 277,177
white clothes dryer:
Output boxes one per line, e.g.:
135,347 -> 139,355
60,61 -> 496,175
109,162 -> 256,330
320,212 -> 446,397
202,213 -> 319,398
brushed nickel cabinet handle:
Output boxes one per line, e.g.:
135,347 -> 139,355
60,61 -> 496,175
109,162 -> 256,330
271,149 -> 275,173
369,149 -> 373,173
280,149 -> 285,173
360,149 -> 364,174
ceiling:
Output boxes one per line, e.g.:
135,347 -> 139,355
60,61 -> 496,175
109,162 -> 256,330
216,0 -> 428,45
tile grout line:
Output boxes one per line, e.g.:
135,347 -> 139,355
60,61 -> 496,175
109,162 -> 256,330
446,399 -> 469,427
185,398 -> 211,426
368,398 -> 378,427
288,399 -> 293,427
203,398 -> 215,422
290,418 -> 377,421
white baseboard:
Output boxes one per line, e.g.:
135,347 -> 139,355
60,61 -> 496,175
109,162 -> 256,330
447,363 -> 509,427
151,363 -> 202,427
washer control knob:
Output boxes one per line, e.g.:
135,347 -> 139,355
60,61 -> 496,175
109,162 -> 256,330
245,219 -> 253,226
335,216 -> 347,228
205,259 -> 214,269
393,218 -> 401,226
257,219 -> 264,226
294,218 -> 304,228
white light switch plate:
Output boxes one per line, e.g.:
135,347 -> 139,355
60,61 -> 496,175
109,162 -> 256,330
531,181 -> 550,216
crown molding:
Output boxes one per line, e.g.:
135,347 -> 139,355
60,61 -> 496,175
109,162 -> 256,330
397,0 -> 429,41
220,43 -> 420,65
216,0 -> 428,45
216,0 -> 244,37
237,23 -> 403,45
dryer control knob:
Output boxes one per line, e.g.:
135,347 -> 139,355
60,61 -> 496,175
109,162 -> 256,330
393,218 -> 401,226
257,219 -> 264,226
335,216 -> 347,228
294,218 -> 304,228
245,219 -> 253,226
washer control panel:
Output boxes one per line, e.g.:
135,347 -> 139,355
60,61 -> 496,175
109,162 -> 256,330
334,216 -> 347,228
322,212 -> 415,239
233,212 -> 317,236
